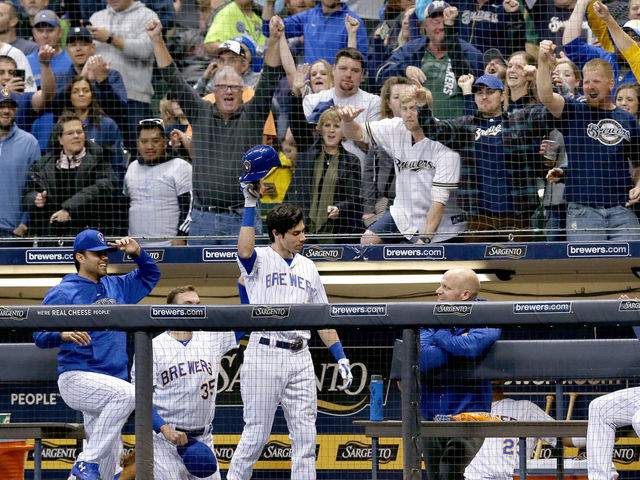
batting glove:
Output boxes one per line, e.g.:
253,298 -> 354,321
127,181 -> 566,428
337,358 -> 353,391
240,181 -> 261,208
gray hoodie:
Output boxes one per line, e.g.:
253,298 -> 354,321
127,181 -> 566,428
90,1 -> 158,103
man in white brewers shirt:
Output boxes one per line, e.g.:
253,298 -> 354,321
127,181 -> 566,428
336,84 -> 466,244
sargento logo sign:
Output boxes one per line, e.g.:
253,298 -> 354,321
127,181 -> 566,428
257,440 -> 320,461
124,249 -> 164,262
433,303 -> 473,315
251,306 -> 290,318
303,245 -> 344,260
213,444 -> 236,463
336,441 -> 399,463
484,244 -> 527,259
612,445 -> 640,465
619,300 -> 640,312
150,305 -> 206,318
0,307 -> 28,320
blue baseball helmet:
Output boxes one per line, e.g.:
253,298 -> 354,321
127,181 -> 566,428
177,437 -> 218,478
239,145 -> 281,182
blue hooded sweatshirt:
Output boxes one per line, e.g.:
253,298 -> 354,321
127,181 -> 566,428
33,249 -> 161,380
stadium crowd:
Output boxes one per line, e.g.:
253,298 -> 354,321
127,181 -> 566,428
1,0 -> 640,245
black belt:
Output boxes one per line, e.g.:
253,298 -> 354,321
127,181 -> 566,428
259,337 -> 305,351
194,205 -> 243,215
176,425 -> 209,437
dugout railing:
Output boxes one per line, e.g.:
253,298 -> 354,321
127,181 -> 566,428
2,300 -> 640,478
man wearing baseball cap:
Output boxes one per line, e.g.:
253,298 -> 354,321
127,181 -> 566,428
417,72 -> 549,242
0,86 -> 40,242
376,1 -> 484,118
482,48 -> 507,83
26,9 -> 71,86
33,230 -> 161,480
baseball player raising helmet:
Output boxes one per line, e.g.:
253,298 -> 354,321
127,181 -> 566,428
226,147 -> 353,479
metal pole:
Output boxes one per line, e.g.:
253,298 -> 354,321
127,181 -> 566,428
402,328 -> 421,479
34,438 -> 41,480
519,437 -> 526,480
556,383 -> 565,480
135,331 -> 154,479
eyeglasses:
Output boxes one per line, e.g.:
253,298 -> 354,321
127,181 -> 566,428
214,84 -> 243,92
138,118 -> 165,129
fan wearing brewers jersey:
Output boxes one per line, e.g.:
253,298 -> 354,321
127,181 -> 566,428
336,83 -> 466,244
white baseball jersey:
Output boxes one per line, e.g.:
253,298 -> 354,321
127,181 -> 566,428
303,87 -> 381,163
587,386 -> 640,480
237,246 -> 328,343
131,331 -> 237,431
363,117 -> 466,242
124,157 -> 192,247
464,398 -> 557,480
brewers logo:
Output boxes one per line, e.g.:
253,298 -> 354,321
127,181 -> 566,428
586,119 -> 630,146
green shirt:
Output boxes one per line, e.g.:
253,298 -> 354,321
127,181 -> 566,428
204,1 -> 266,47
420,50 -> 464,119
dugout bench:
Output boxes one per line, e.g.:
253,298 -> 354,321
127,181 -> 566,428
0,344 -> 85,480
356,337 -> 640,480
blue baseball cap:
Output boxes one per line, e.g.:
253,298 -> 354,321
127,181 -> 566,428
232,35 -> 262,73
0,87 -> 19,106
472,74 -> 505,92
67,26 -> 93,43
177,437 -> 218,478
425,0 -> 450,17
73,229 -> 116,253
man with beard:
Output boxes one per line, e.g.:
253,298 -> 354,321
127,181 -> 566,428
539,39 -> 640,241
0,1 -> 37,55
124,118 -> 192,246
303,47 -> 380,165
0,87 -> 39,241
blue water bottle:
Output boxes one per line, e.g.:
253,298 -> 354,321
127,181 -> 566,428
370,374 -> 383,421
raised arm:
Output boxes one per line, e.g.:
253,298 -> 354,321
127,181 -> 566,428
593,1 -> 635,52
562,0 -> 589,46
345,14 -> 360,49
31,45 -> 56,111
335,105 -> 366,142
537,40 -> 565,118
146,19 -> 173,68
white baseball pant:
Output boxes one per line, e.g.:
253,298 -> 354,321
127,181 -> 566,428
227,339 -> 317,480
58,370 -> 135,480
587,386 -> 640,480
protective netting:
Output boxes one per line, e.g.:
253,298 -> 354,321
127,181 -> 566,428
0,0 -> 637,246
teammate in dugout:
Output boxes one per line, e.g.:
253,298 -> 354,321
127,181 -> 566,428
131,285 -> 239,480
33,229 -> 161,480
227,145 -> 354,480
421,268 -> 501,480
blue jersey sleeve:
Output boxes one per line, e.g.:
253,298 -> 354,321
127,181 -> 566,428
111,249 -> 161,304
433,327 -> 501,358
33,331 -> 62,348
238,251 -> 257,275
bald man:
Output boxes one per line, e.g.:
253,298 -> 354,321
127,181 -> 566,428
420,268 -> 501,480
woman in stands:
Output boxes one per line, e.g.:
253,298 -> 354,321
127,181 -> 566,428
504,50 -> 538,111
287,69 -> 363,242
308,59 -> 333,94
614,82 -> 640,120
23,112 -> 114,241
60,76 -> 126,183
